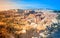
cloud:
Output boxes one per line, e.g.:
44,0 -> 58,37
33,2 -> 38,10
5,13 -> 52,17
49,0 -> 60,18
0,0 -> 23,11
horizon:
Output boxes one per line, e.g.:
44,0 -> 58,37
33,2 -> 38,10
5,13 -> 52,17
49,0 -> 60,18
0,0 -> 60,11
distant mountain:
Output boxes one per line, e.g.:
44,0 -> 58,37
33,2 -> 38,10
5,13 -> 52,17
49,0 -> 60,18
53,10 -> 60,13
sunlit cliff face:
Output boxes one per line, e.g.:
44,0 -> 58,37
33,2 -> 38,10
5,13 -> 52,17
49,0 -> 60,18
0,10 -> 58,38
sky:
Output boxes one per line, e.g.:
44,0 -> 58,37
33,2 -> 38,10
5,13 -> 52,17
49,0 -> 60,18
0,0 -> 60,11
